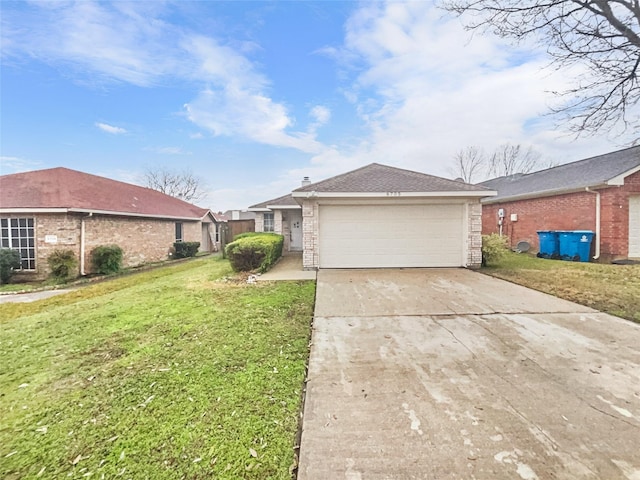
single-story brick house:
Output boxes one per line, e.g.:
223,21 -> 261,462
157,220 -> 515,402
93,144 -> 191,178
0,167 -> 222,280
480,146 -> 640,262
250,163 -> 496,269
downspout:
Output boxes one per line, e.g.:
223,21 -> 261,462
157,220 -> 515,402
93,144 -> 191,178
585,188 -> 601,260
80,212 -> 93,275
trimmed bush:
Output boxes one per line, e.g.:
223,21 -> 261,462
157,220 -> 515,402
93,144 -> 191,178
91,245 -> 123,275
173,241 -> 200,259
232,232 -> 268,241
47,249 -> 78,282
0,248 -> 21,284
225,233 -> 284,273
482,233 -> 509,266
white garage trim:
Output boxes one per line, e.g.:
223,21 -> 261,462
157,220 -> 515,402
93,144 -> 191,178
629,196 -> 640,258
318,203 -> 466,268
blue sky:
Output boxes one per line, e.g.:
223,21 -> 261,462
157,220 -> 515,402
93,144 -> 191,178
1,1 -> 637,211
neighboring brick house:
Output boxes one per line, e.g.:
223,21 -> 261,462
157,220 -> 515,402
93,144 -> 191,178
480,146 -> 640,262
250,164 -> 495,269
0,167 -> 221,281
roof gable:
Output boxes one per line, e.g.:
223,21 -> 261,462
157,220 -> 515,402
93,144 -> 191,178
249,193 -> 299,209
481,146 -> 640,202
293,163 -> 492,194
0,167 -> 209,220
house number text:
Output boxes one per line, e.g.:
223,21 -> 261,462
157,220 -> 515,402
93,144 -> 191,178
386,191 -> 401,196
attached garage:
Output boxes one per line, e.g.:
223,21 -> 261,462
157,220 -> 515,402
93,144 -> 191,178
290,163 -> 496,270
318,203 -> 466,268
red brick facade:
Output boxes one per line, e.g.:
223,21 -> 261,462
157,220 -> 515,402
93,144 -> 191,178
482,171 -> 640,261
3,212 -> 203,281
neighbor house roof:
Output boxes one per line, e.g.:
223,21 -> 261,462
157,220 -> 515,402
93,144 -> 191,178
480,145 -> 640,204
249,193 -> 301,210
291,163 -> 495,198
0,167 -> 210,220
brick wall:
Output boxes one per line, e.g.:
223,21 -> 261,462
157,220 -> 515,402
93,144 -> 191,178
482,171 -> 640,260
302,200 -> 319,269
467,201 -> 483,268
254,213 -> 264,232
8,212 -> 201,281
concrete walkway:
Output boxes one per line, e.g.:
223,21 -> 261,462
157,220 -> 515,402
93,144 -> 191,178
298,268 -> 640,480
0,288 -> 72,303
257,254 -> 316,281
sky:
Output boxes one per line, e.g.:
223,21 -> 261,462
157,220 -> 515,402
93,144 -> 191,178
1,1 -> 638,212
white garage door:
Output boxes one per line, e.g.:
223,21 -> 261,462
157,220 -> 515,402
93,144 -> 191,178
319,204 -> 465,268
629,196 -> 640,258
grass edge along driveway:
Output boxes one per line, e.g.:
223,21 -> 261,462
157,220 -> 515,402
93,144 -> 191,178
482,252 -> 639,322
0,256 -> 316,479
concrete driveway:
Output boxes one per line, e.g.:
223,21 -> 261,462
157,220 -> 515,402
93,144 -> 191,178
298,269 -> 640,480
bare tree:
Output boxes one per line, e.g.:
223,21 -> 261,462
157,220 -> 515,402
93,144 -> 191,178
449,145 -> 486,182
440,0 -> 640,140
142,167 -> 206,202
450,143 -> 550,180
487,143 -> 542,177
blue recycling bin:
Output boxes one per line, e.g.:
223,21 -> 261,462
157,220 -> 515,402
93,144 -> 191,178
558,230 -> 594,262
537,231 -> 559,258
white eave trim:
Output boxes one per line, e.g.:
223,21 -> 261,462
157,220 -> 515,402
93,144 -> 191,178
247,207 -> 272,212
481,185 -> 609,204
291,190 -> 496,199
0,208 -> 69,214
266,204 -> 301,209
607,165 -> 640,186
0,207 -> 201,221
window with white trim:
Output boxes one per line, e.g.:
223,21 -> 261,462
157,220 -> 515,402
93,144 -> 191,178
263,213 -> 274,232
1,218 -> 36,270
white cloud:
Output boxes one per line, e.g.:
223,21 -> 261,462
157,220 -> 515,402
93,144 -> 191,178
2,3 -> 327,154
0,156 -> 42,173
95,122 -> 127,135
145,146 -> 191,155
288,1 -> 637,184
181,35 -> 325,153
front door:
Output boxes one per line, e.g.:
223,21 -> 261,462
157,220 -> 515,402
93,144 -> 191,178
290,211 -> 303,251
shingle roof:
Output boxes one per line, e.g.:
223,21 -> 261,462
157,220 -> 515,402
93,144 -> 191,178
293,163 -> 492,193
480,146 -> 640,203
0,167 -> 209,220
249,193 -> 299,209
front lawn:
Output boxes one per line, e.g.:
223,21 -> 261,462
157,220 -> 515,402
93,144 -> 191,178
482,252 -> 640,322
0,256 -> 315,479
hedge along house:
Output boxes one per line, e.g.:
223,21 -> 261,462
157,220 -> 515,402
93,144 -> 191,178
480,146 -> 640,262
0,167 -> 220,281
251,164 -> 495,269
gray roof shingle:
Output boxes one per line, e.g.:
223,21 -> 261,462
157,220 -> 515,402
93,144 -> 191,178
293,163 -> 492,193
480,146 -> 640,202
249,193 -> 298,209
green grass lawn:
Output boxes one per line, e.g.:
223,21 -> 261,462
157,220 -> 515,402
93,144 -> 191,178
482,252 -> 640,322
0,256 -> 316,479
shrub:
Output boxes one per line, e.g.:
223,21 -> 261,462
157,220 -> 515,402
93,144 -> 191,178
173,241 -> 200,259
91,245 -> 123,275
47,249 -> 78,282
233,232 -> 268,241
225,233 -> 284,273
482,233 -> 509,266
0,248 -> 22,284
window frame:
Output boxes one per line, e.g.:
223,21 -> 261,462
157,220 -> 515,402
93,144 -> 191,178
0,217 -> 36,270
175,222 -> 183,242
263,212 -> 274,232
